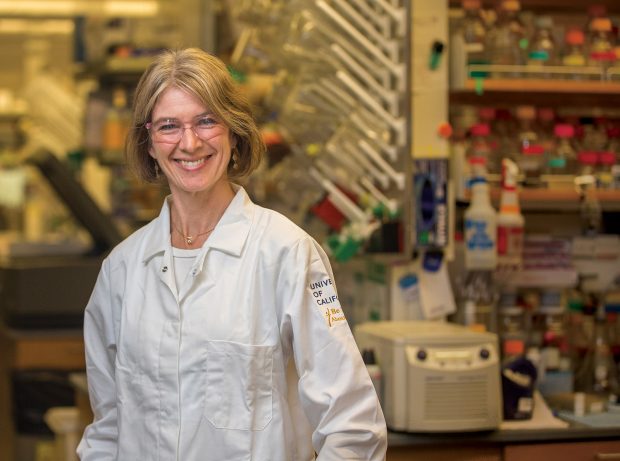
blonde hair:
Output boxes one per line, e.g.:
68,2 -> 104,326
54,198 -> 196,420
125,48 -> 265,182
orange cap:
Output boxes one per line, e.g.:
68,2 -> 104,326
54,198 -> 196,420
565,28 -> 585,45
462,0 -> 481,9
592,18 -> 612,32
503,339 -> 525,356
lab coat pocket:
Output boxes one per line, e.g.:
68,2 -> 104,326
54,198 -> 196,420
204,340 -> 274,431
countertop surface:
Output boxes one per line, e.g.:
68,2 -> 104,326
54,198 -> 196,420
388,424 -> 620,447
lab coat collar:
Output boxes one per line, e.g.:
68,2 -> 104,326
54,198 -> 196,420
142,184 -> 253,262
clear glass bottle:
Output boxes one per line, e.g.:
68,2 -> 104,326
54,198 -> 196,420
498,289 -> 527,357
567,293 -> 592,392
461,0 -> 487,66
467,123 -> 495,174
588,17 -> 616,80
577,151 -> 598,177
597,151 -> 617,189
607,125 -> 620,154
576,174 -> 602,236
562,28 -> 587,80
537,107 -> 556,159
546,124 -> 577,175
527,15 -> 558,79
592,303 -> 614,397
539,290 -> 570,373
515,105 -> 544,186
485,0 -> 527,77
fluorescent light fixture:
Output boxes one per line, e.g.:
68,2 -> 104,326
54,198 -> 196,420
0,1 -> 160,17
103,1 -> 159,16
0,18 -> 75,34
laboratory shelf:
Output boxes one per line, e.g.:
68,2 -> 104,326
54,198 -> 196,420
448,0 -> 620,14
460,189 -> 620,212
450,79 -> 620,108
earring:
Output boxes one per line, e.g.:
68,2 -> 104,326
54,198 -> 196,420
154,162 -> 160,179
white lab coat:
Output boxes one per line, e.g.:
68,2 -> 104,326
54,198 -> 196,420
77,186 -> 387,461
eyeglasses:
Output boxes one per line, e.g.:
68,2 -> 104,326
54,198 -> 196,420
145,115 -> 220,144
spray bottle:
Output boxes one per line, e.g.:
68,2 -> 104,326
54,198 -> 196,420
464,175 -> 497,271
497,158 -> 525,271
463,173 -> 497,331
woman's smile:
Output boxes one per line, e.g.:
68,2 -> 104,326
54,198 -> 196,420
148,86 -> 233,197
174,155 -> 211,170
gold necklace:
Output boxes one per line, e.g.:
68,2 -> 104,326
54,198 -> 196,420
173,222 -> 216,246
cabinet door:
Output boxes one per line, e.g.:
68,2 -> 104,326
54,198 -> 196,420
387,446 -> 501,461
504,441 -> 620,461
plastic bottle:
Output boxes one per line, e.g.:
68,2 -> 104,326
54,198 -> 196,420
538,289 -> 573,395
461,269 -> 498,333
496,158 -> 524,271
527,15 -> 558,78
498,289 -> 527,355
562,28 -> 587,80
464,177 -> 497,270
546,124 -> 577,176
102,87 -> 131,159
485,0 -> 527,77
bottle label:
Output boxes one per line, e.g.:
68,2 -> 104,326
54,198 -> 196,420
465,219 -> 495,250
497,225 -> 524,256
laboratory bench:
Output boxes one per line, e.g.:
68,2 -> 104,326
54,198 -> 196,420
2,325 -> 620,461
387,426 -> 620,460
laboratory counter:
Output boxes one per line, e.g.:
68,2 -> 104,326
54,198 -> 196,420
387,425 -> 620,460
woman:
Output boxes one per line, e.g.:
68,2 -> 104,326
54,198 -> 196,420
77,48 -> 387,461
